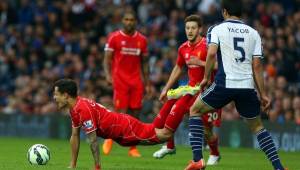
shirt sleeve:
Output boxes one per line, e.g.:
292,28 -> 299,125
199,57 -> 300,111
104,33 -> 115,52
70,113 -> 80,128
141,38 -> 148,56
78,103 -> 97,134
253,31 -> 263,58
207,26 -> 219,46
176,47 -> 185,68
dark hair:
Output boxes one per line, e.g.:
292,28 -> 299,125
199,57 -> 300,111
53,79 -> 78,98
184,15 -> 202,27
122,10 -> 137,19
221,0 -> 242,17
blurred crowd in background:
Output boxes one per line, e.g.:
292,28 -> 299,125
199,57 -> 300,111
0,0 -> 299,125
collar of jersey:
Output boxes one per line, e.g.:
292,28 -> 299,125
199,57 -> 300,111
224,19 -> 244,24
188,37 -> 205,47
119,30 -> 138,37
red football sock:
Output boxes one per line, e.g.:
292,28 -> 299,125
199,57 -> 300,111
166,138 -> 175,149
129,146 -> 137,150
153,99 -> 177,128
208,136 -> 219,156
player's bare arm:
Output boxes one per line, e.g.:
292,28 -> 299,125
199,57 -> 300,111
252,57 -> 271,113
201,44 -> 217,89
103,50 -> 113,84
160,65 -> 182,101
87,131 -> 101,170
69,127 -> 80,169
141,53 -> 151,93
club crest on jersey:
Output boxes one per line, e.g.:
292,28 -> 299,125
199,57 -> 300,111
197,51 -> 201,57
83,120 -> 93,129
121,41 -> 126,45
185,53 -> 189,59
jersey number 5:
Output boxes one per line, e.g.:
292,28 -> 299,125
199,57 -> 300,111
233,37 -> 245,63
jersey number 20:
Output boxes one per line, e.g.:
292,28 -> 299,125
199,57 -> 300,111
233,37 -> 245,62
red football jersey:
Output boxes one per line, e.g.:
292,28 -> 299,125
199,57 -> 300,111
69,96 -> 160,146
104,30 -> 148,83
177,37 -> 208,86
70,97 -> 125,139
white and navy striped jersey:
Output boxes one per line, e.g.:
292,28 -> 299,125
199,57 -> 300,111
207,19 -> 263,89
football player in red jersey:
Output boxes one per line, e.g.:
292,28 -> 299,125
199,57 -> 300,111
53,79 -> 165,170
103,11 -> 150,157
152,15 -> 221,165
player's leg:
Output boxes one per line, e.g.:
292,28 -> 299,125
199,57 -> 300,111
152,99 -> 177,158
127,81 -> 145,157
204,125 -> 220,165
202,109 -> 222,165
116,115 -> 162,146
153,137 -> 176,159
154,95 -> 195,158
235,89 -> 285,170
102,81 -> 129,155
153,99 -> 177,128
185,98 -> 213,170
185,84 -> 230,170
155,127 -> 174,142
246,117 -> 285,170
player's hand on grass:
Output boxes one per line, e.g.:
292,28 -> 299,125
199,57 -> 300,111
260,94 -> 271,114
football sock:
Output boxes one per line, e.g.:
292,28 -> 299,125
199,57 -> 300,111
256,128 -> 284,170
129,146 -> 137,150
153,99 -> 177,128
167,138 -> 175,149
189,116 -> 204,162
208,136 -> 219,156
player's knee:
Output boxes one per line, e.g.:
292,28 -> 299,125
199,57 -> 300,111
190,105 -> 200,116
247,118 -> 264,133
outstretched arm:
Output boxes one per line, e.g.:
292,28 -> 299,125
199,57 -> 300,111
159,65 -> 182,101
69,127 -> 80,168
87,131 -> 101,170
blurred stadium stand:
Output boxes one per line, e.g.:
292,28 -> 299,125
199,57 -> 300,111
0,0 -> 299,127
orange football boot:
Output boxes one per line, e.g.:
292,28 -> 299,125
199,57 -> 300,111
102,139 -> 113,155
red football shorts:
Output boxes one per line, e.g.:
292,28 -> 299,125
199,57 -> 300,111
114,114 -> 161,146
202,109 -> 222,128
113,79 -> 144,110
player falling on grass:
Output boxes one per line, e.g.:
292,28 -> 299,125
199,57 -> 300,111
152,15 -> 221,165
184,0 -> 287,170
53,79 -> 174,170
103,10 -> 149,157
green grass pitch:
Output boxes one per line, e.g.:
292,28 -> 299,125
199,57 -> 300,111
0,137 -> 299,170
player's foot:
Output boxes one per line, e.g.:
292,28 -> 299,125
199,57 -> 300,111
206,155 -> 220,165
153,145 -> 176,159
184,159 -> 206,170
275,168 -> 288,170
102,139 -> 113,155
128,147 -> 141,157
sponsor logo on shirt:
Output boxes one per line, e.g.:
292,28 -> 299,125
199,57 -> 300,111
121,47 -> 141,56
83,120 -> 93,129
